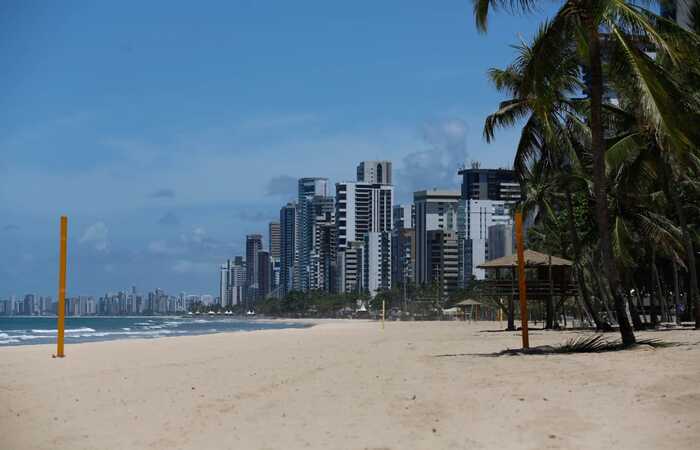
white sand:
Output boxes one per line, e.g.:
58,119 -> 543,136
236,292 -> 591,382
1,320 -> 699,450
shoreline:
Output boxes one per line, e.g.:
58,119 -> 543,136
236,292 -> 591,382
0,316 -> 320,348
2,321 -> 698,450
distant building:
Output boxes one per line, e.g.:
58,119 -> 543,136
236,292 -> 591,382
391,227 -> 415,286
335,181 -> 393,293
245,234 -> 263,306
297,178 -> 331,292
662,0 -> 696,30
457,165 -> 520,282
393,204 -> 414,229
427,229 -> 459,299
280,202 -> 297,297
356,160 -> 392,185
337,240 -> 364,294
268,221 -> 281,259
363,231 -> 391,298
488,224 -> 514,261
414,190 -> 461,286
220,258 -> 246,308
308,196 -> 335,292
458,166 -> 520,202
258,251 -> 271,300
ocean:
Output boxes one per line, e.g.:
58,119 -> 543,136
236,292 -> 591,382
0,316 -> 308,347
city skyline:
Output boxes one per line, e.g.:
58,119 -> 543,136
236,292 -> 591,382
0,1 -> 558,296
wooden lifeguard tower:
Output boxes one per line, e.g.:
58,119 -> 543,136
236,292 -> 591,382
477,249 -> 577,330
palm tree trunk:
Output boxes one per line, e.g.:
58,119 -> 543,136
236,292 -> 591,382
667,175 -> 699,327
585,16 -> 636,344
565,190 -> 606,329
673,257 -> 681,324
650,247 -> 660,327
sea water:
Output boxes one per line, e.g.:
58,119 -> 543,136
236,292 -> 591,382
0,316 -> 308,346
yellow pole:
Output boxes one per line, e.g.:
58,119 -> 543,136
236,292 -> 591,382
515,212 -> 529,349
381,298 -> 385,330
56,216 -> 67,358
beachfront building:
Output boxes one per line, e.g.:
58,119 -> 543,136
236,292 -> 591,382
335,180 -> 393,294
245,234 -> 263,306
391,227 -> 415,287
427,229 -> 459,299
220,258 -> 246,308
363,231 -> 391,298
257,251 -> 271,299
268,221 -> 281,295
662,0 -> 696,30
414,190 -> 461,287
280,202 -> 297,297
309,196 -> 336,292
392,203 -> 415,288
392,204 -> 414,229
337,240 -> 364,294
356,160 -> 392,185
457,165 -> 521,284
268,221 -> 281,259
297,177 -> 331,292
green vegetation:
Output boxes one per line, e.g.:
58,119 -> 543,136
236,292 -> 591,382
474,0 -> 700,344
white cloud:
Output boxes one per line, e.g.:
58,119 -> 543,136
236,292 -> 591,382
79,222 -> 109,252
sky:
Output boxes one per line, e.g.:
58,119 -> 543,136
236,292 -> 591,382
0,0 -> 558,297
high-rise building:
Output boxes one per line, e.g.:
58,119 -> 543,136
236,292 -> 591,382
457,165 -> 520,282
363,231 -> 392,298
662,0 -> 696,30
335,181 -> 393,293
268,221 -> 281,259
391,227 -> 415,287
414,190 -> 461,286
220,258 -> 246,308
337,240 -> 364,294
309,197 -> 336,292
258,251 -> 271,300
268,221 -> 281,295
280,202 -> 297,297
297,178 -> 330,292
393,204 -> 414,229
317,222 -> 337,293
487,224 -> 515,261
427,230 -> 459,299
458,166 -> 521,202
356,160 -> 392,185
335,182 -> 393,251
245,234 -> 263,305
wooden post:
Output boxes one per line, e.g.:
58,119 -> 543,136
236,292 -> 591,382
56,216 -> 68,358
515,212 -> 529,349
381,298 -> 385,330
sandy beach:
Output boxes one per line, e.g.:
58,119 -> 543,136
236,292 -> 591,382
1,320 -> 699,450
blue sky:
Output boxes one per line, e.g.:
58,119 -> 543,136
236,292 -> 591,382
0,0 -> 557,297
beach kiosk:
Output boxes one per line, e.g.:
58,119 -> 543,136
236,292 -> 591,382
453,299 -> 487,321
477,250 -> 577,330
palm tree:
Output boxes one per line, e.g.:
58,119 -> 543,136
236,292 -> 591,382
484,23 -> 612,330
473,0 -> 700,343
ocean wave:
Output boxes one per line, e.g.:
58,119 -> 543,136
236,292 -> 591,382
31,327 -> 96,334
122,328 -> 131,331
0,333 -> 8,339
0,339 -> 20,344
75,330 -> 184,338
17,335 -> 48,340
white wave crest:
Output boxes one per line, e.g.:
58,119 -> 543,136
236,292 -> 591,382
31,327 -> 96,334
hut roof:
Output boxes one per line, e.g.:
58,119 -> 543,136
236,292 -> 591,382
477,249 -> 573,269
454,299 -> 483,306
